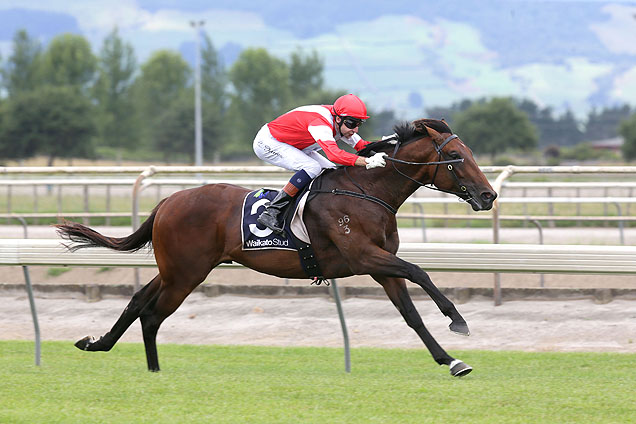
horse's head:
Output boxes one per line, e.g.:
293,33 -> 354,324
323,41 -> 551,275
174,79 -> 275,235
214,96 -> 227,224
411,119 -> 496,210
360,119 -> 496,211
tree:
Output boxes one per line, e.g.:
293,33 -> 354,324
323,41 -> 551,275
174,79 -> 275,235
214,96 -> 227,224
552,110 -> 584,147
152,93 -> 195,162
368,109 -> 397,139
132,50 -> 191,149
227,48 -> 290,156
153,90 -> 223,162
585,105 -> 633,141
452,97 -> 538,157
619,114 -> 636,161
39,34 -> 97,92
200,33 -> 227,161
1,29 -> 43,96
431,98 -> 589,149
517,99 -> 561,147
288,48 -> 323,105
92,27 -> 138,150
201,33 -> 226,107
0,85 -> 96,164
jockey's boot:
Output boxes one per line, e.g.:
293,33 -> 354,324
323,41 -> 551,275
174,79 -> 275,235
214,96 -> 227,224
257,190 -> 294,236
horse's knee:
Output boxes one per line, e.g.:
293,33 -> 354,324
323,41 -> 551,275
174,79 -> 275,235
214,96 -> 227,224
405,318 -> 425,332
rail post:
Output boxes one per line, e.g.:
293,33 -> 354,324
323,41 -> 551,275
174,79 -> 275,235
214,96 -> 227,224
492,166 -> 514,306
13,216 -> 40,366
131,166 -> 157,291
529,219 -> 545,287
329,279 -> 350,373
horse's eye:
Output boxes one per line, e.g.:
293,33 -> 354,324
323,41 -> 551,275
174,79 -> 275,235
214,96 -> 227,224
450,152 -> 461,160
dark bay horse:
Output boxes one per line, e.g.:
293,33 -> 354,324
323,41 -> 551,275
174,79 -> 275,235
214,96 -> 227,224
57,119 -> 496,377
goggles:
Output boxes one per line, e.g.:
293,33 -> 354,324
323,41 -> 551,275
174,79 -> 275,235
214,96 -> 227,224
341,117 -> 364,129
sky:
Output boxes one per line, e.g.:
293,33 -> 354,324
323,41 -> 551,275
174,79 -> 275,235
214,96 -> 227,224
1,0 -> 636,121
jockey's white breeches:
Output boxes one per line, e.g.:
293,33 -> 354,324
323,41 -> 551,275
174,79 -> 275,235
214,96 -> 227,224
253,124 -> 336,178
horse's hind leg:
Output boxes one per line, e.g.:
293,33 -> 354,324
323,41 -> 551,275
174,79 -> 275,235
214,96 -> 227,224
373,275 -> 472,377
139,282 -> 200,372
75,275 -> 162,352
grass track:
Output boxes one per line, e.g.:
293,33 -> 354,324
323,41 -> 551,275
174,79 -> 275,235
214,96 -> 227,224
1,341 -> 634,423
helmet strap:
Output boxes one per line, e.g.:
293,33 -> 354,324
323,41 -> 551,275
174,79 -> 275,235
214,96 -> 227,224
335,115 -> 344,135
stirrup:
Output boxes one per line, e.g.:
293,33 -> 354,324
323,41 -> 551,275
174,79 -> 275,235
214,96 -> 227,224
257,214 -> 285,236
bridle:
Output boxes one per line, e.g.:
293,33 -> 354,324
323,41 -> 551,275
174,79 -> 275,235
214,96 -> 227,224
313,132 -> 472,215
386,133 -> 471,199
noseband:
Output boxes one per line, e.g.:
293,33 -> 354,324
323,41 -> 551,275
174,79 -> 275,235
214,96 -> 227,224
386,133 -> 471,199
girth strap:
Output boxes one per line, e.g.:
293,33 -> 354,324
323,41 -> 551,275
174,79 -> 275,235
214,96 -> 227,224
288,230 -> 325,280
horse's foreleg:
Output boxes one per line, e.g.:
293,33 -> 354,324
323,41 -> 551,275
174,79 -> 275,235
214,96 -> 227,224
358,249 -> 469,335
75,275 -> 162,352
412,268 -> 469,336
373,275 -> 472,377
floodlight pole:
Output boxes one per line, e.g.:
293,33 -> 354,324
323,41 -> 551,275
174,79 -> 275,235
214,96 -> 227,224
190,20 -> 205,167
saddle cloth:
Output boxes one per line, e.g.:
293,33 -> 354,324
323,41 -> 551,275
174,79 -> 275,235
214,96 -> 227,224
240,188 -> 311,251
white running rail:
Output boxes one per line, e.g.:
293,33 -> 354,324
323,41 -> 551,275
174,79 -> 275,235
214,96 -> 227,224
3,239 -> 636,274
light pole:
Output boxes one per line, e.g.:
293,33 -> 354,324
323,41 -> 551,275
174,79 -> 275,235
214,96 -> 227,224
190,20 -> 205,166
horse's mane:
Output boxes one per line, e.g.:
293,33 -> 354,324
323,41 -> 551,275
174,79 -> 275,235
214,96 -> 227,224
357,119 -> 452,157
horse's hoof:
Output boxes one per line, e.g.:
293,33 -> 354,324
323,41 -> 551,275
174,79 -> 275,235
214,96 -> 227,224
74,336 -> 95,351
449,321 -> 470,336
449,359 -> 473,377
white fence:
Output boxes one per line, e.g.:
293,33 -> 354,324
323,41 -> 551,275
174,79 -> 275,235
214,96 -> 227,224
4,239 -> 636,274
3,164 -> 636,291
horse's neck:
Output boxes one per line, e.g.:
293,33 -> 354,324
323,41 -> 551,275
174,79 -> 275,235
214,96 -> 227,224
344,164 -> 424,209
321,140 -> 440,210
356,142 -> 440,207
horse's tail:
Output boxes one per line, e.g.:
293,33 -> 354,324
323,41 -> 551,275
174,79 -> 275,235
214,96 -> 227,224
56,199 -> 166,252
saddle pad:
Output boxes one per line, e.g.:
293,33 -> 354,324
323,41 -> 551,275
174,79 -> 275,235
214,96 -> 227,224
290,190 -> 311,244
241,189 -> 298,251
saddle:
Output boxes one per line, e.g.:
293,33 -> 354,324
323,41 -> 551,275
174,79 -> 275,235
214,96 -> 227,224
240,180 -> 326,282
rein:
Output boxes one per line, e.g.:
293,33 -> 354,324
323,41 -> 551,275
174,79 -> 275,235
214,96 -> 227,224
310,167 -> 398,214
385,157 -> 462,166
324,187 -> 397,215
310,132 -> 470,215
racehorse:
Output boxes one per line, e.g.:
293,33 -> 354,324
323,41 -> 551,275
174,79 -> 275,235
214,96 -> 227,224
56,118 -> 496,377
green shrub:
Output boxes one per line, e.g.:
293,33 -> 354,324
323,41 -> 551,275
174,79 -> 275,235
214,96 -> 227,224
46,267 -> 71,277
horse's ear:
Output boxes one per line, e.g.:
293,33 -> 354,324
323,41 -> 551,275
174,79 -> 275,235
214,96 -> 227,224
425,125 -> 443,142
412,119 -> 430,135
413,119 -> 444,142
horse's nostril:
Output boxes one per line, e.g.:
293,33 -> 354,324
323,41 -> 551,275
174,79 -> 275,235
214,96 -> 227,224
481,191 -> 496,201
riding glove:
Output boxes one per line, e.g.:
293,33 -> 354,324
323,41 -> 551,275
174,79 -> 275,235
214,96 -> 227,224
365,152 -> 387,169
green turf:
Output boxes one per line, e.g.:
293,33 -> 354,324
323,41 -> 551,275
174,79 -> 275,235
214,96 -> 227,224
0,341 -> 634,423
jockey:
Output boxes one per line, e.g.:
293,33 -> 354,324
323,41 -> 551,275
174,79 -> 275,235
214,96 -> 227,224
253,93 -> 387,235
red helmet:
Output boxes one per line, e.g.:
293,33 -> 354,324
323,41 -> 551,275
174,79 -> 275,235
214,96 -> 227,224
333,94 -> 369,120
